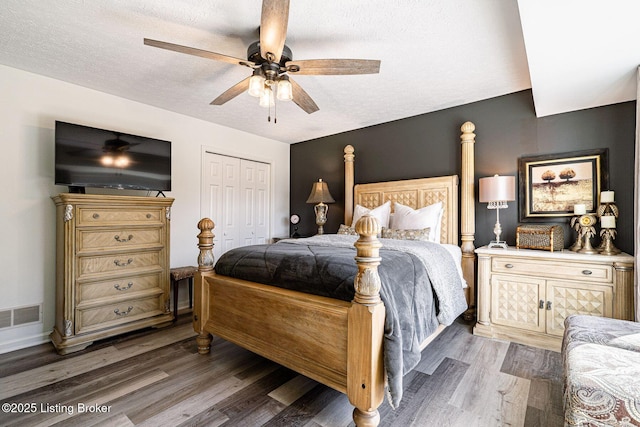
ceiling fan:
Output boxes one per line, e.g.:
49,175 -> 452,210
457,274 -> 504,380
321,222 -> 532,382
144,0 -> 380,115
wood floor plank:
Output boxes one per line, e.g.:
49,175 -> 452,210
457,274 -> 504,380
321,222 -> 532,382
264,382 -> 343,427
414,318 -> 487,375
383,358 -> 469,426
500,341 -> 562,381
268,374 -> 320,406
86,412 -> 136,427
308,392 -> 353,427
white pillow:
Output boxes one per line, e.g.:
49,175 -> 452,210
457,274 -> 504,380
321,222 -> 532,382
390,201 -> 443,242
351,201 -> 391,228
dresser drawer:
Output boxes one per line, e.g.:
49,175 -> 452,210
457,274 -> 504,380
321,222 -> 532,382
77,250 -> 162,279
75,294 -> 164,334
77,228 -> 163,253
491,257 -> 612,284
77,207 -> 165,227
77,272 -> 162,303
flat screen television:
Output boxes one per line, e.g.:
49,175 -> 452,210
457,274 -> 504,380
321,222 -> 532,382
55,121 -> 171,193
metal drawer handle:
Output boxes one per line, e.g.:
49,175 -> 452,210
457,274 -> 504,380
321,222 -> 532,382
539,300 -> 544,309
114,234 -> 134,243
114,282 -> 133,291
114,258 -> 133,267
146,213 -> 152,219
92,213 -> 100,219
546,301 -> 552,311
505,263 -> 514,268
582,270 -> 593,275
114,306 -> 133,317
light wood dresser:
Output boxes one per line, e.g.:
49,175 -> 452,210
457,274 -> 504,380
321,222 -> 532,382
473,246 -> 634,351
50,194 -> 174,354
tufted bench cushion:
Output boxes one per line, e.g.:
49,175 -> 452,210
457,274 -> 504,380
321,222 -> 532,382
562,314 -> 640,426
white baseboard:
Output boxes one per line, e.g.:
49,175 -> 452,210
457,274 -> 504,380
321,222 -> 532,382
0,330 -> 51,354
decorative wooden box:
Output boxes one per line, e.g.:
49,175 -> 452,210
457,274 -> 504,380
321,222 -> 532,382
516,224 -> 564,252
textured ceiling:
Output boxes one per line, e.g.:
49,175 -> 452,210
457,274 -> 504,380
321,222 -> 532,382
0,1 -> 637,144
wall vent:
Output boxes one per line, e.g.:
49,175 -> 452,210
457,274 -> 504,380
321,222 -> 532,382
0,310 -> 11,329
0,305 -> 42,329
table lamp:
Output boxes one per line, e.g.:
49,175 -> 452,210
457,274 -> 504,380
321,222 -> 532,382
479,174 -> 516,249
306,179 -> 335,235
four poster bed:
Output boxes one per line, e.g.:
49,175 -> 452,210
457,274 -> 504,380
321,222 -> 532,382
193,122 -> 477,426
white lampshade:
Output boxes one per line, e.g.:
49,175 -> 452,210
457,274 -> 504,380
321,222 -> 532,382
259,86 -> 274,107
479,175 -> 516,202
276,76 -> 293,101
248,73 -> 265,97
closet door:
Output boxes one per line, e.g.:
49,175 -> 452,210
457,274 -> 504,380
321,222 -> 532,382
220,156 -> 241,253
239,159 -> 271,245
239,160 -> 257,246
202,152 -> 270,260
254,161 -> 270,244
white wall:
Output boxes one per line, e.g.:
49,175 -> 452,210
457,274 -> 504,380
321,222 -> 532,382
0,64 -> 290,353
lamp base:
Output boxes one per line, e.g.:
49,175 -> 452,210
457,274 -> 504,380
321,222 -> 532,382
487,240 -> 508,249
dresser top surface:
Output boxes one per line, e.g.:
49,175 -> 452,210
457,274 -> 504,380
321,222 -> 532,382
475,245 -> 634,263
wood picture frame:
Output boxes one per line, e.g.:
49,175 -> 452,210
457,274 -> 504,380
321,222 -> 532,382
518,149 -> 608,221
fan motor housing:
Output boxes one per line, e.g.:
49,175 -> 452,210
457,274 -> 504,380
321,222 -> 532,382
247,41 -> 292,66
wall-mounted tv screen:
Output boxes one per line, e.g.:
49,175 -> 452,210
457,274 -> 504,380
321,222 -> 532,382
55,121 -> 171,192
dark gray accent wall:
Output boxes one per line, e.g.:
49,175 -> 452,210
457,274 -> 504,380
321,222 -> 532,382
290,90 -> 636,254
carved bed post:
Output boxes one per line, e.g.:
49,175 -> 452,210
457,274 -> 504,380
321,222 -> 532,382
195,218 -> 215,354
345,145 -> 355,226
460,122 -> 476,319
348,214 -> 385,427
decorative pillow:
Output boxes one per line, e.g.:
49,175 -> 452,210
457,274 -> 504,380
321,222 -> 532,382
351,200 -> 391,229
390,201 -> 443,242
337,224 -> 358,235
381,227 -> 431,241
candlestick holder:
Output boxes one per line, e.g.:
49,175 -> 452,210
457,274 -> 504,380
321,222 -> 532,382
596,200 -> 618,252
599,227 -> 620,255
569,215 -> 583,252
576,214 -> 598,254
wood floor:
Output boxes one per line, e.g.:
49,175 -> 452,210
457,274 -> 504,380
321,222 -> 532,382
0,315 -> 564,427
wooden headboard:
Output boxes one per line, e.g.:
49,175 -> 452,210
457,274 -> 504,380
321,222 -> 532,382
342,122 -> 477,312
353,176 -> 458,245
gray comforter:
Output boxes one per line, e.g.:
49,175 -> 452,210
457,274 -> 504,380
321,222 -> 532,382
214,234 -> 467,407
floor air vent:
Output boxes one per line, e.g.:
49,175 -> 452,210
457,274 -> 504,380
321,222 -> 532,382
0,305 -> 42,329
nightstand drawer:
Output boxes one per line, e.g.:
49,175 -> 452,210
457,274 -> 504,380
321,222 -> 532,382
491,257 -> 612,284
77,207 -> 165,227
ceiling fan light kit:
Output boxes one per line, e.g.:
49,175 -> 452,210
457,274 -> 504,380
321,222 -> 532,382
144,0 -> 380,121
259,85 -> 275,108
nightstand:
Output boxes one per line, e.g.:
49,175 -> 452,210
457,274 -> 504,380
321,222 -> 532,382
473,246 -> 634,351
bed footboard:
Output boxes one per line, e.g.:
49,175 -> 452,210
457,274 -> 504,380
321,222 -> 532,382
193,215 -> 386,427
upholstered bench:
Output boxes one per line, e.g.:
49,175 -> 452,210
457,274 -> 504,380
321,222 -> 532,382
562,314 -> 640,426
170,266 -> 197,321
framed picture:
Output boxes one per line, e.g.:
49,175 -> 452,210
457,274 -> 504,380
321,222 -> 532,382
518,149 -> 608,221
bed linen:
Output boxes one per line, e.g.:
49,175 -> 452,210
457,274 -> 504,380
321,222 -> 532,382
214,234 -> 467,407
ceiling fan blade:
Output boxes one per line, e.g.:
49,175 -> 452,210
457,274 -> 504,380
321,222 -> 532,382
260,0 -> 290,63
286,59 -> 381,75
210,77 -> 251,105
144,38 -> 255,68
289,78 -> 319,114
